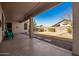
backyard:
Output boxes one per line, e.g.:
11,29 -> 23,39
34,32 -> 72,40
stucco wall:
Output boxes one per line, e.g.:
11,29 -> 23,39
12,20 -> 29,34
0,3 -> 2,43
55,26 -> 68,33
0,3 -> 5,43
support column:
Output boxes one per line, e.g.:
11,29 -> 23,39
73,2 -> 79,55
29,17 -> 33,39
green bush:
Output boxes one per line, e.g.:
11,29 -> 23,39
67,27 -> 72,33
48,27 -> 56,32
40,28 -> 44,32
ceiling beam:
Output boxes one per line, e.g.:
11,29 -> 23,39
19,2 -> 63,23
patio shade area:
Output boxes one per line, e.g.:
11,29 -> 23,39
0,2 -> 76,56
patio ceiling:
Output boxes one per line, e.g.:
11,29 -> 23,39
1,2 -> 62,22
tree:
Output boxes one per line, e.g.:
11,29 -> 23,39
39,25 -> 44,32
48,27 -> 56,32
32,19 -> 37,31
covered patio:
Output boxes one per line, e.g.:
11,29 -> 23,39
0,2 -> 75,56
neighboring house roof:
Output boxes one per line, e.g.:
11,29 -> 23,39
52,19 -> 71,27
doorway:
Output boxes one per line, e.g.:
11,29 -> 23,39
6,23 -> 12,31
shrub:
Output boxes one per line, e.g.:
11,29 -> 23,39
67,27 -> 72,33
35,28 -> 39,32
40,28 -> 44,32
48,27 -> 56,32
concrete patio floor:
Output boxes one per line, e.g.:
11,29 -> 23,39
0,34 -> 72,56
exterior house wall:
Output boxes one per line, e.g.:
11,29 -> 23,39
60,22 -> 71,27
55,26 -> 68,33
0,3 -> 6,43
12,20 -> 29,34
54,20 -> 72,33
0,3 -> 2,43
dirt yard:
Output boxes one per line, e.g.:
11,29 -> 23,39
34,32 -> 72,40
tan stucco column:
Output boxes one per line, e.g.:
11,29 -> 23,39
29,17 -> 33,39
73,2 -> 79,55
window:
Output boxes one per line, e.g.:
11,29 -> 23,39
24,23 -> 27,30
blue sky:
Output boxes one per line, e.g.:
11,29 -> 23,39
34,2 -> 72,27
